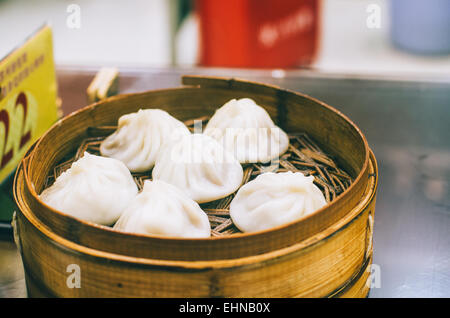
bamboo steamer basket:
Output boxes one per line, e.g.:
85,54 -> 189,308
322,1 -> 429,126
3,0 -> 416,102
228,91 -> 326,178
13,76 -> 378,297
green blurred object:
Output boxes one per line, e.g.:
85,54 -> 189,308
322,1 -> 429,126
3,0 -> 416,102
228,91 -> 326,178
0,171 -> 17,226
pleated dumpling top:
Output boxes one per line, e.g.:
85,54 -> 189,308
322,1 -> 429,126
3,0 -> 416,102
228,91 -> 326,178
230,171 -> 327,232
152,133 -> 243,203
204,98 -> 289,163
114,180 -> 211,238
40,152 -> 138,226
100,109 -> 190,172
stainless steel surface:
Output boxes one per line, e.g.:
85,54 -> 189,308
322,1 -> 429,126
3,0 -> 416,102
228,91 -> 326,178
0,240 -> 26,298
1,67 -> 449,298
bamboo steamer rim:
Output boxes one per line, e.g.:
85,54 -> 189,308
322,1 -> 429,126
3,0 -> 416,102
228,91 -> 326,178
14,150 -> 377,270
17,75 -> 371,259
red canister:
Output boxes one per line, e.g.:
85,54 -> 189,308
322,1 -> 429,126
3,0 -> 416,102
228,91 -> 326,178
196,0 -> 320,68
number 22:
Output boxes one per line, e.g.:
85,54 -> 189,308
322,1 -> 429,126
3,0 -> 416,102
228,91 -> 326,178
0,92 -> 32,168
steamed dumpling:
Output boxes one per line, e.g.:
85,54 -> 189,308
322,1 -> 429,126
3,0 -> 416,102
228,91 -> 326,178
230,171 -> 327,232
40,152 -> 138,225
113,180 -> 211,238
152,133 -> 243,203
204,98 -> 289,163
100,109 -> 190,172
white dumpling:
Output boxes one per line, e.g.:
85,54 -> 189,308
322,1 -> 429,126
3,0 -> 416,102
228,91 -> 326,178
100,109 -> 190,172
40,152 -> 138,226
204,98 -> 289,163
113,180 -> 211,238
230,171 -> 327,232
152,133 -> 243,203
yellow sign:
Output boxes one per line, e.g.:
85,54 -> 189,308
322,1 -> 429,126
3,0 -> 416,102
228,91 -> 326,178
0,25 -> 59,183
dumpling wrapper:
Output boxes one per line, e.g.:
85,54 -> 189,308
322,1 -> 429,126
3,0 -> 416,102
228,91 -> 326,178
100,109 -> 190,172
113,180 -> 211,238
204,98 -> 289,163
230,171 -> 327,232
40,152 -> 138,226
152,133 -> 244,203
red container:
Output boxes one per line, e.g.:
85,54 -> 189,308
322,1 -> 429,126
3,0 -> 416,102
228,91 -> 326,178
196,0 -> 320,68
